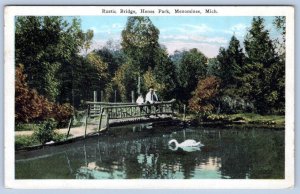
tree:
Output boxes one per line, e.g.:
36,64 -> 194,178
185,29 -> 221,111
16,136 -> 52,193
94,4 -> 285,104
86,52 -> 109,95
244,17 -> 284,114
188,76 -> 221,116
153,47 -> 178,100
15,16 -> 85,102
206,58 -> 220,77
95,40 -> 125,76
113,63 -> 138,102
273,16 -> 286,47
121,16 -> 160,73
177,48 -> 208,103
143,68 -> 165,94
272,16 -> 286,113
215,36 -> 247,113
244,17 -> 278,66
80,29 -> 94,55
217,35 -> 245,89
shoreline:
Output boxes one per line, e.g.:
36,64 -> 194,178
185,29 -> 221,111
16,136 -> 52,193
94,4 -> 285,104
15,113 -> 285,151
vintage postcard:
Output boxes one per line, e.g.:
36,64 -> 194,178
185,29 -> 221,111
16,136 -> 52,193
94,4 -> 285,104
4,6 -> 294,189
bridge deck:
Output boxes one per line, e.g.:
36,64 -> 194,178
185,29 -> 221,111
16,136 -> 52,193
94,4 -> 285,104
66,99 -> 176,139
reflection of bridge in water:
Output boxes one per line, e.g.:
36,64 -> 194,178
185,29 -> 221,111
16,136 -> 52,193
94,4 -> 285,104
15,125 -> 284,179
72,99 -> 177,138
16,126 -> 224,179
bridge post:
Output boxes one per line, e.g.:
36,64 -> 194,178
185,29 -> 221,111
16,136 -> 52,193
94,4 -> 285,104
131,90 -> 135,103
138,76 -> 141,94
93,91 -> 97,102
84,104 -> 90,138
98,108 -> 105,133
183,104 -> 186,120
171,102 -> 175,117
65,117 -> 73,140
106,109 -> 110,130
100,90 -> 104,102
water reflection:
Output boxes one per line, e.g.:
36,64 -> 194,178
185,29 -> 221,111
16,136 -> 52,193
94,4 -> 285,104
15,124 -> 284,179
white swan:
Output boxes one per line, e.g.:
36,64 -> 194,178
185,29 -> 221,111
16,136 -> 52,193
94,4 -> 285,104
168,139 -> 204,148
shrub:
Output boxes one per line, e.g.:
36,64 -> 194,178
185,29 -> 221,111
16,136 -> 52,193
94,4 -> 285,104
188,76 -> 221,116
15,123 -> 43,131
15,64 -> 74,124
33,119 -> 57,144
53,103 -> 74,127
15,135 -> 40,149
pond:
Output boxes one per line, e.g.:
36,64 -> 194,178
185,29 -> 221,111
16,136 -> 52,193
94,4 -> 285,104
15,123 -> 284,179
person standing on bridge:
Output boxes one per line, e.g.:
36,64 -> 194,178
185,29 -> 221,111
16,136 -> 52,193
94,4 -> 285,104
136,94 -> 145,115
136,94 -> 144,105
145,88 -> 159,116
145,88 -> 156,104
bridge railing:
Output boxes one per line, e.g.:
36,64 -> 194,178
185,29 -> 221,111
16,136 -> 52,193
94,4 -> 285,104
85,101 -> 134,117
84,99 -> 176,134
86,99 -> 176,118
104,99 -> 175,119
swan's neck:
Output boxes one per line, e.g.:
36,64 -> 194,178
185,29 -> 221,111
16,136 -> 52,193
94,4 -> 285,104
170,140 -> 179,148
174,140 -> 179,146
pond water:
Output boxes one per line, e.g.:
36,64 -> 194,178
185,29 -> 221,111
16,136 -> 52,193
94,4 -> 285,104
15,123 -> 284,179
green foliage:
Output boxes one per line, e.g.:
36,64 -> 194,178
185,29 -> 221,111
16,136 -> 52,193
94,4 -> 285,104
95,40 -> 125,76
153,47 -> 178,100
86,52 -> 109,92
217,35 -> 245,88
243,17 -> 284,114
213,17 -> 285,115
15,135 -> 40,149
80,29 -> 94,55
206,58 -> 220,77
143,68 -> 165,93
273,16 -> 286,58
177,48 -> 208,103
214,36 -> 250,114
33,119 -> 57,144
206,113 -> 284,125
15,123 -> 42,131
15,16 -> 85,102
121,16 -> 160,73
113,63 -> 138,102
244,17 -> 278,65
15,15 -> 285,119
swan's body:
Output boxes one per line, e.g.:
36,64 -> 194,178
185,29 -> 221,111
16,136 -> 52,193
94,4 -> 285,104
168,139 -> 204,148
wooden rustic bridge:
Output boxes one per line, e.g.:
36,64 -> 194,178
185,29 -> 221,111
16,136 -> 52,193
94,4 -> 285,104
65,99 -> 176,138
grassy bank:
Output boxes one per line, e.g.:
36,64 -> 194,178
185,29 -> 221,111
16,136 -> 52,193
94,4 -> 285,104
15,133 -> 65,150
15,135 -> 40,149
178,113 -> 284,126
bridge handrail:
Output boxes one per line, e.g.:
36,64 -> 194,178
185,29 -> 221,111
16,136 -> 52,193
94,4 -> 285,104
100,99 -> 176,109
85,101 -> 134,106
86,99 -> 175,107
82,99 -> 176,137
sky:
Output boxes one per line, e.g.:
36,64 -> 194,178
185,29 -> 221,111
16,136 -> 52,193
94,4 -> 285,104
78,16 -> 281,58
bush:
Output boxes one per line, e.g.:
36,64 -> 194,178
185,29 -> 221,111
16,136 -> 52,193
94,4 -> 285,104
188,76 -> 220,116
15,123 -> 43,131
33,119 -> 57,144
15,135 -> 40,149
15,64 -> 73,124
219,96 -> 255,114
53,103 -> 73,127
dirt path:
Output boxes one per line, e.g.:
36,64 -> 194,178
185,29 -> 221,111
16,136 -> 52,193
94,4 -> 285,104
15,124 -> 100,138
